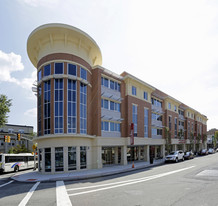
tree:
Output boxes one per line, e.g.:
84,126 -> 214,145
178,129 -> 184,139
8,144 -> 31,154
165,127 -> 172,155
213,131 -> 218,148
189,132 -> 194,151
0,94 -> 12,127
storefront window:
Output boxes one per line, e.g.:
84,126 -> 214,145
80,146 -> 86,169
55,147 -> 64,172
39,149 -> 42,171
44,148 -> 51,172
68,147 -> 76,170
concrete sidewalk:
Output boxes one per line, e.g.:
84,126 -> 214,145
11,159 -> 165,182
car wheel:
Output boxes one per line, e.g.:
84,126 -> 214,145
175,158 -> 178,163
182,157 -> 184,161
14,165 -> 19,172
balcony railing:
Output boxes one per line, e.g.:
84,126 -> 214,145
151,105 -> 164,114
151,119 -> 163,127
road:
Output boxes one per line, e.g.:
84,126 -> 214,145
1,153 -> 218,206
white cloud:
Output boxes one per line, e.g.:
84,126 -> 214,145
0,50 -> 24,84
18,0 -> 59,8
24,107 -> 37,117
0,50 -> 36,98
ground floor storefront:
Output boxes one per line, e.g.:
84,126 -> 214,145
35,136 -> 206,174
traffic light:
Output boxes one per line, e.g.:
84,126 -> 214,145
4,135 -> 7,142
17,133 -> 21,141
7,136 -> 11,143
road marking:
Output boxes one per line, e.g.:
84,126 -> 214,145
18,182 -> 40,206
0,180 -> 14,188
68,166 -> 195,196
56,181 -> 72,206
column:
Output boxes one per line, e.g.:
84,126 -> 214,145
96,146 -> 102,169
144,145 -> 148,161
51,147 -> 55,174
147,145 -> 150,162
41,148 -> 45,173
64,146 -> 68,172
162,144 -> 165,158
121,146 -> 127,165
115,147 -> 119,164
76,146 -> 80,171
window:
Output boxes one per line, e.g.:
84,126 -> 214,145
152,128 -> 162,136
44,80 -> 51,134
174,105 -> 177,112
38,86 -> 42,136
68,64 -> 76,76
44,64 -> 51,76
45,148 -> 51,172
144,108 -> 148,137
80,146 -> 86,169
169,116 -> 172,130
110,122 -> 115,131
55,79 -> 63,133
110,80 -> 115,90
175,118 -> 177,137
80,83 -> 87,134
101,121 -> 109,131
132,105 -> 137,136
55,63 -> 63,74
68,80 -> 77,133
144,92 -> 148,100
132,86 -> 137,96
101,77 -> 109,87
38,70 -> 42,81
101,99 -> 109,109
55,147 -> 64,172
80,68 -> 87,80
68,147 -> 76,170
151,98 -> 162,108
110,101 -> 114,110
168,103 -> 171,110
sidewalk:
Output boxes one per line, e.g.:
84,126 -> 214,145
11,159 -> 165,182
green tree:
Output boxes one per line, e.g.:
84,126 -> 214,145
8,144 -> 31,154
178,129 -> 184,139
0,94 -> 12,127
165,127 -> 172,155
189,132 -> 194,151
213,131 -> 218,148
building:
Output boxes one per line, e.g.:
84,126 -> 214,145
0,124 -> 34,153
27,23 -> 207,174
207,128 -> 218,148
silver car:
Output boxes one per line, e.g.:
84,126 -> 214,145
165,150 -> 184,163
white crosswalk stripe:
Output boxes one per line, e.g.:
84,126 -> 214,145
56,181 -> 72,206
18,182 -> 40,206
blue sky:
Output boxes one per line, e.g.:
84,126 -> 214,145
0,0 -> 218,132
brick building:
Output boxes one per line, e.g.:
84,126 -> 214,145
27,23 -> 207,174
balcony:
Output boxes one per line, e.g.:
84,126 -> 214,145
151,105 -> 164,114
151,119 -> 163,128
179,125 -> 185,131
179,114 -> 185,121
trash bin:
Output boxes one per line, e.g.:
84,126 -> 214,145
150,156 -> 153,164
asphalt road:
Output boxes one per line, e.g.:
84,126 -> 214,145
1,153 -> 218,206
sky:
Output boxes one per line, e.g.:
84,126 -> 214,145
0,0 -> 218,132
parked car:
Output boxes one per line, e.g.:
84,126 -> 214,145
208,148 -> 215,154
165,150 -> 184,163
198,149 -> 208,156
184,151 -> 194,160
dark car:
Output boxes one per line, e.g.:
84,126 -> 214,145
184,151 -> 194,160
198,149 -> 208,156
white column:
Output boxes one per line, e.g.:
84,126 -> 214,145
144,145 -> 148,161
121,146 -> 127,165
41,148 -> 45,173
147,145 -> 150,161
96,146 -> 102,169
162,144 -> 165,158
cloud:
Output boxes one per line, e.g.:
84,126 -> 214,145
0,50 -> 36,98
24,107 -> 37,117
0,50 -> 24,84
17,0 -> 59,8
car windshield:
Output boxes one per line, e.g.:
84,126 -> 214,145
169,152 -> 177,155
185,152 -> 190,155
